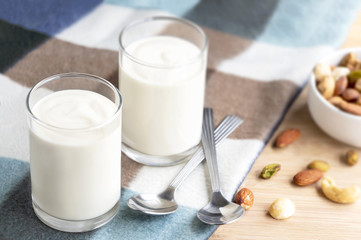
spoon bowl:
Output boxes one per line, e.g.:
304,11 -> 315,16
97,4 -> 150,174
197,192 -> 244,225
128,188 -> 178,215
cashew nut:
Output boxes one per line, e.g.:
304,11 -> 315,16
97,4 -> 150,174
314,63 -> 332,81
317,75 -> 335,99
321,176 -> 361,203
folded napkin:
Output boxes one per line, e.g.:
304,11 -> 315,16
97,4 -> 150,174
1,0 -> 360,239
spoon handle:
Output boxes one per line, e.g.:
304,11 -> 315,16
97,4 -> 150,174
169,111 -> 243,190
201,108 -> 222,192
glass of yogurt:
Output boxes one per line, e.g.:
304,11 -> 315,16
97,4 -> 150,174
26,73 -> 122,232
119,16 -> 208,166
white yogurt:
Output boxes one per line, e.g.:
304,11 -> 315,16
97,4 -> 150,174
30,90 -> 121,220
119,36 -> 206,156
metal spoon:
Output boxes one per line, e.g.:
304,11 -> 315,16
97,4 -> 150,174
197,108 -> 244,225
127,114 -> 243,215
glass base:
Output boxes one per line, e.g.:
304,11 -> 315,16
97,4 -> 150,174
121,142 -> 199,167
32,198 -> 119,232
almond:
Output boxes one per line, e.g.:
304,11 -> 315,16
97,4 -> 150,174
341,88 -> 360,102
334,76 -> 348,96
293,169 -> 323,186
275,129 -> 301,148
330,96 -> 361,115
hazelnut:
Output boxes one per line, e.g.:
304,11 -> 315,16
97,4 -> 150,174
234,188 -> 254,210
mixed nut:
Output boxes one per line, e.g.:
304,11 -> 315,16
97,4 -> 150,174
314,52 -> 361,116
345,149 -> 358,166
321,176 -> 361,203
238,55 -> 361,219
293,169 -> 323,186
234,188 -> 254,210
274,129 -> 301,148
307,160 -> 330,172
269,198 -> 295,220
260,163 -> 281,179
233,126 -> 360,220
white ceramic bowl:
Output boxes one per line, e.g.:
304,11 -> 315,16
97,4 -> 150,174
308,47 -> 361,148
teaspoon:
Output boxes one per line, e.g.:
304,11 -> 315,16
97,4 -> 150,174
197,108 -> 244,225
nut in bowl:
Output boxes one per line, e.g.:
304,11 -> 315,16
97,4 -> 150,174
308,48 -> 361,147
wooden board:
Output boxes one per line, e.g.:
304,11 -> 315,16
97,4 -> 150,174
210,10 -> 361,240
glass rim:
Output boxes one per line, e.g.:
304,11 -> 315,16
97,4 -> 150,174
118,16 -> 208,69
26,72 -> 122,132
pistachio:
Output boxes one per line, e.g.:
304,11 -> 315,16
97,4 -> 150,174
307,160 -> 330,172
345,150 -> 358,166
347,70 -> 361,84
261,163 -> 281,179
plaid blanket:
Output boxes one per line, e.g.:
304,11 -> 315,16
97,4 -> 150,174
1,0 -> 360,239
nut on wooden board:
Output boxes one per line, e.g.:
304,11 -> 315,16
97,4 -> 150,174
274,129 -> 301,148
293,169 -> 323,186
321,176 -> 361,203
269,198 -> 295,220
234,188 -> 254,210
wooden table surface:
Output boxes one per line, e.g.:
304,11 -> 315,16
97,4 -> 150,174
210,10 -> 361,240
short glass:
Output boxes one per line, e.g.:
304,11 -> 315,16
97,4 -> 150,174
26,73 -> 122,232
119,16 -> 208,166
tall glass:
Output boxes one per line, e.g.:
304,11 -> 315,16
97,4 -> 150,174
119,16 -> 208,166
26,73 -> 122,232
